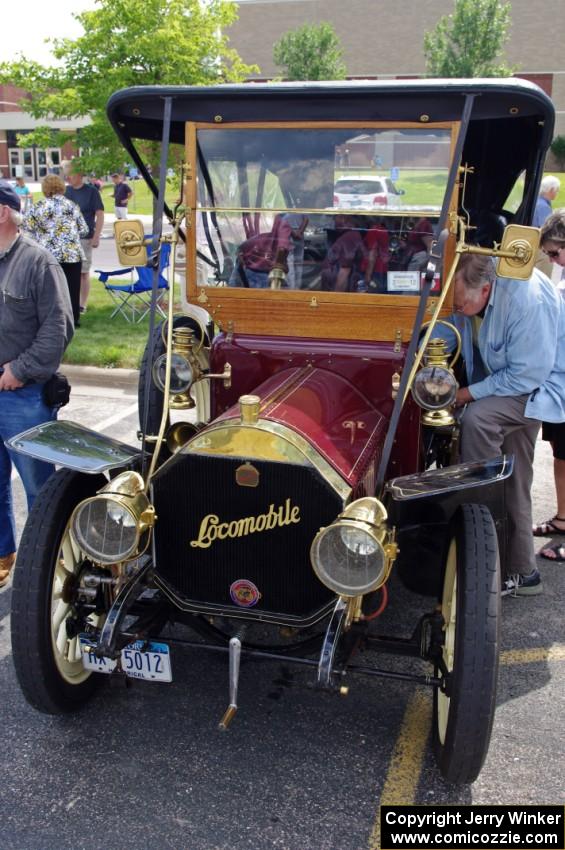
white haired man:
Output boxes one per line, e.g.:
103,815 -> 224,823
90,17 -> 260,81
449,253 -> 565,596
0,180 -> 74,587
533,175 -> 561,277
533,175 -> 561,228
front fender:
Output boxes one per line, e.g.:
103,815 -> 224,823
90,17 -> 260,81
385,455 -> 513,593
5,420 -> 140,474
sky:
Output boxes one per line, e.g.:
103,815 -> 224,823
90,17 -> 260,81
0,1 -> 98,66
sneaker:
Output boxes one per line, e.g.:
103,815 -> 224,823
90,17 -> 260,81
79,306 -> 86,314
0,552 -> 16,588
501,568 -> 542,597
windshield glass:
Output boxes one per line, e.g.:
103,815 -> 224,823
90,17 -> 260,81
195,126 -> 451,293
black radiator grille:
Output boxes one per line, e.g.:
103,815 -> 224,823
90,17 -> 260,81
152,453 -> 343,620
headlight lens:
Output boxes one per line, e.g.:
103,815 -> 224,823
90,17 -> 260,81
71,471 -> 154,564
339,526 -> 380,556
152,352 -> 193,394
72,498 -> 140,564
310,497 -> 389,596
412,365 -> 457,410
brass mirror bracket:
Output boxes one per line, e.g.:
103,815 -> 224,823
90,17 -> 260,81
458,224 -> 540,281
114,219 -> 148,266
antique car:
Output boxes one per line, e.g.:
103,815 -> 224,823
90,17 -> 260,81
8,79 -> 554,784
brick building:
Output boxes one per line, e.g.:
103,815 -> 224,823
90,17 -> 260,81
228,0 -> 565,143
0,83 -> 88,182
2,2 -> 562,178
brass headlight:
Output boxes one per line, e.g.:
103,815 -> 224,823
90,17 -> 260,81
412,364 -> 457,411
310,497 -> 389,597
152,352 -> 193,395
71,471 -> 155,564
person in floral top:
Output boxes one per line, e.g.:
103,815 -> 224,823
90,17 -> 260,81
23,175 -> 88,326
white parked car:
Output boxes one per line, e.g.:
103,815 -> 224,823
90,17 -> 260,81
333,174 -> 404,209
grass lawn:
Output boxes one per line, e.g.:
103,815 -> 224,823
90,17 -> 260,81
98,179 -> 181,216
32,178 -> 181,217
62,279 -> 150,369
337,169 -> 565,210
33,171 -> 565,214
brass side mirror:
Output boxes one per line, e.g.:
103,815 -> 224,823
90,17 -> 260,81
496,224 -> 540,280
114,219 -> 148,266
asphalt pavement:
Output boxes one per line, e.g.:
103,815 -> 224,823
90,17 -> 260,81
0,372 -> 563,850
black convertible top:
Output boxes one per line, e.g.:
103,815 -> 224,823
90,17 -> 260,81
107,78 -> 554,142
107,78 -> 555,221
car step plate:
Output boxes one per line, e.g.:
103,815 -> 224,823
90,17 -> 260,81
79,636 -> 172,682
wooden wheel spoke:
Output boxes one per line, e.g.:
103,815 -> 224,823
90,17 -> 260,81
52,598 -> 71,635
70,637 -> 83,664
60,534 -> 79,573
55,625 -> 69,657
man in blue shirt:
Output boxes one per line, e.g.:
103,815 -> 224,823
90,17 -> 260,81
532,175 -> 560,228
450,253 -> 565,597
111,173 -> 133,220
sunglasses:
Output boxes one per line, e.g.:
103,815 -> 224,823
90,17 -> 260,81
543,246 -> 564,259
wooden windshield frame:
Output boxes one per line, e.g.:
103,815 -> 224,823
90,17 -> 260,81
183,120 -> 459,342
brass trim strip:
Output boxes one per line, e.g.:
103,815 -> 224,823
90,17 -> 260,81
186,419 -> 352,503
257,365 -> 314,414
196,206 -> 445,217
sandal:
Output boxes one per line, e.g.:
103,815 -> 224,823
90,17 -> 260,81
532,516 -> 565,536
539,543 -> 565,562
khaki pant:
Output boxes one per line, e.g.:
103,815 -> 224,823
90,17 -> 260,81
460,394 -> 540,577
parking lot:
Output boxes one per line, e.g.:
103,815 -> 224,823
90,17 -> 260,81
0,370 -> 563,850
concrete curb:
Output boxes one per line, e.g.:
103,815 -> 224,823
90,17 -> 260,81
62,363 -> 139,390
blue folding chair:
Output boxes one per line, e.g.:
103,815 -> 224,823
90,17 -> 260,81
96,241 -> 171,323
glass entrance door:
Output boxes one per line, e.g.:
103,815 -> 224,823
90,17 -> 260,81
8,146 -> 63,180
8,148 -> 34,179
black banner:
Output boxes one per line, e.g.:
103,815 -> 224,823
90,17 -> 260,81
381,805 -> 564,850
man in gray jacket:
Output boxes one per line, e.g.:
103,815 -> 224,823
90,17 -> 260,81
0,180 -> 74,587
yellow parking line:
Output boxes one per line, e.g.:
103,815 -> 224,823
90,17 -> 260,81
368,688 -> 432,850
368,644 -> 565,849
500,644 -> 565,666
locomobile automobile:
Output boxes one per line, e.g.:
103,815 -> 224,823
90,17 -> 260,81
8,79 -> 553,784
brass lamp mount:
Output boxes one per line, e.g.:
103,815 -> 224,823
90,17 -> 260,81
173,326 -> 232,389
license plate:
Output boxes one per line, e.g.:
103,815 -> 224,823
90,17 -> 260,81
79,637 -> 172,683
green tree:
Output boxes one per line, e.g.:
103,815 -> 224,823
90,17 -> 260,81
273,22 -> 346,81
424,0 -> 515,78
550,136 -> 565,171
0,0 -> 257,175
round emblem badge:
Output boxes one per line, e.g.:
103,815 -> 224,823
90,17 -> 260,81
230,579 -> 261,608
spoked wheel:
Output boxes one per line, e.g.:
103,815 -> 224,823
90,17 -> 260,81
11,469 -> 107,714
433,503 -> 500,784
138,317 -> 211,436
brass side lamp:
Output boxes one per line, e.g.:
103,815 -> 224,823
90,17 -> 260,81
412,321 -> 462,427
